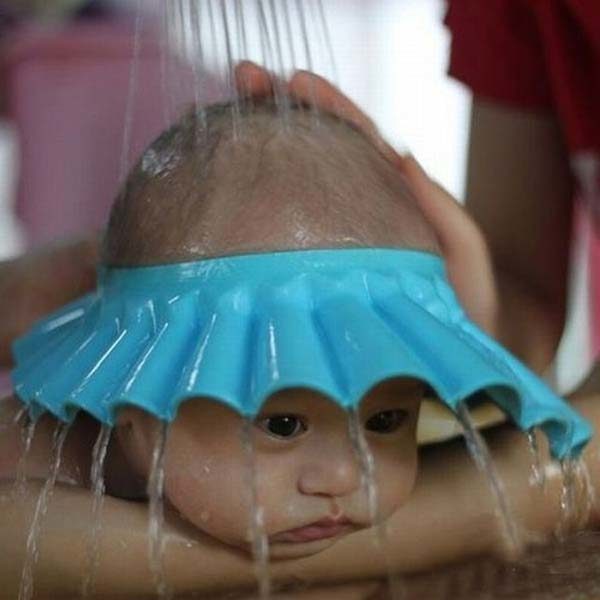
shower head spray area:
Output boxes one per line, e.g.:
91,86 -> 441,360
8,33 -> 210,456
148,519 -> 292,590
11,248 -> 592,460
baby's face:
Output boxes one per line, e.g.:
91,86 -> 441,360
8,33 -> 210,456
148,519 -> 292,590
120,378 -> 421,559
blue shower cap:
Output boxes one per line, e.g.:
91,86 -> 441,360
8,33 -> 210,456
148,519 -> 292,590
11,248 -> 592,459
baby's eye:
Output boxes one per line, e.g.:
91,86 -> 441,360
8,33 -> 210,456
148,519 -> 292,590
257,415 -> 307,439
364,409 -> 408,434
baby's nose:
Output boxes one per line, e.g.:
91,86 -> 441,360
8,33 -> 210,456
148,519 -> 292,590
297,444 -> 362,498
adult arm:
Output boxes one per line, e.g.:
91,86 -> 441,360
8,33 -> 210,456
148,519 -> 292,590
3,395 -> 598,597
464,98 -> 574,373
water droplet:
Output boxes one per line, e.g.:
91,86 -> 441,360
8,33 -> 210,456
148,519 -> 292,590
81,425 -> 112,598
19,422 -> 70,600
456,402 -> 522,556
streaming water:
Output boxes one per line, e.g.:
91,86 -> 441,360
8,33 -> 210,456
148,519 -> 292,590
555,457 -> 582,541
119,0 -> 144,184
175,1 -> 190,89
159,0 -> 174,128
148,420 -> 171,599
526,428 -> 545,489
281,0 -> 298,71
81,424 -> 113,598
188,0 -> 209,143
0,404 -> 27,430
347,409 -> 405,600
314,0 -> 339,84
18,422 -> 71,600
269,0 -> 293,126
242,419 -> 271,599
234,0 -> 249,59
294,0 -> 320,123
206,0 -> 220,74
256,0 -> 283,116
219,0 -> 241,138
233,0 -> 254,113
456,402 -> 522,557
14,418 -> 37,499
170,0 -> 195,122
577,460 -> 596,529
294,0 -> 314,72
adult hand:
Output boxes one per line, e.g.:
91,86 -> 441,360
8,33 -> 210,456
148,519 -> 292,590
0,236 -> 99,367
234,62 -> 499,336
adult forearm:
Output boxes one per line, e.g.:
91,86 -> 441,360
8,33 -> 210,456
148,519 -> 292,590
464,98 -> 573,373
4,402 -> 599,598
494,265 -> 567,374
0,482 -> 255,598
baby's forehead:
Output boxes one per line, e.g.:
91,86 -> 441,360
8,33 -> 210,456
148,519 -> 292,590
104,106 -> 439,266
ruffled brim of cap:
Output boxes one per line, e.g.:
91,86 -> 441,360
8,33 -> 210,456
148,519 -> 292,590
11,249 -> 592,459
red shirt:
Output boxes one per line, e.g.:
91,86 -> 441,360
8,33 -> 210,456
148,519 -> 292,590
446,0 -> 600,156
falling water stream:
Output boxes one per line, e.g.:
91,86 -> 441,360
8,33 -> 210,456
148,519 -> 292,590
119,0 -> 144,184
456,402 -> 522,557
558,458 -> 576,541
189,0 -> 208,136
526,427 -> 545,489
154,0 -> 337,151
18,422 -> 71,600
347,409 -> 405,600
81,424 -> 113,598
148,420 -> 171,599
314,0 -> 338,83
554,456 -> 593,541
0,404 -> 27,430
14,418 -> 37,499
242,419 -> 271,599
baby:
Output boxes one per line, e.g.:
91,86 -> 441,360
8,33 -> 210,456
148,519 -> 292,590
2,99 -> 437,562
105,100 -> 436,559
1,92 -> 599,598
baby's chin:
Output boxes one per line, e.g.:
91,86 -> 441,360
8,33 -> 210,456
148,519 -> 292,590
266,534 -> 353,560
204,523 -> 361,560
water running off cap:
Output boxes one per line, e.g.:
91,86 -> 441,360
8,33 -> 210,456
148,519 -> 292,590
11,248 -> 593,459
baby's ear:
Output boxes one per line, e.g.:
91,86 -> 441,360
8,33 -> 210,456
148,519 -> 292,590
400,156 -> 499,337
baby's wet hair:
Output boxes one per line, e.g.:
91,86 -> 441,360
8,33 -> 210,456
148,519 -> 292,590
103,100 -> 439,266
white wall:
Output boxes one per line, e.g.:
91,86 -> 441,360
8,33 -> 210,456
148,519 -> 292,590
0,122 -> 24,260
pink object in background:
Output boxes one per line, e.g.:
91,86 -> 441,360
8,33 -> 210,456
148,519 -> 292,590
1,17 -> 220,247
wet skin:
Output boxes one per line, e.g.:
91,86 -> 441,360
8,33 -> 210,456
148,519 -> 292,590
115,378 -> 422,559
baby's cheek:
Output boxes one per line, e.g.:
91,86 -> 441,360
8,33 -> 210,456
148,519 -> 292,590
374,445 -> 418,519
163,452 -> 252,548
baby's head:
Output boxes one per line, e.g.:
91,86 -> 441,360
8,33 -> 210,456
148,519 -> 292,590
109,101 -> 438,558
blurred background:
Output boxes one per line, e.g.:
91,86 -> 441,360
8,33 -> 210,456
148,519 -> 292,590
0,0 -> 470,255
0,0 -> 589,393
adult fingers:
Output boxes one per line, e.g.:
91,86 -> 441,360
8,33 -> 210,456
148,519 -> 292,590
288,70 -> 404,165
234,64 -> 407,169
401,156 -> 499,335
234,60 -> 276,98
288,71 -> 377,135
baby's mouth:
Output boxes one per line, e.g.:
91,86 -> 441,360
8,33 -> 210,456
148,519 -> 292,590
270,517 -> 356,544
